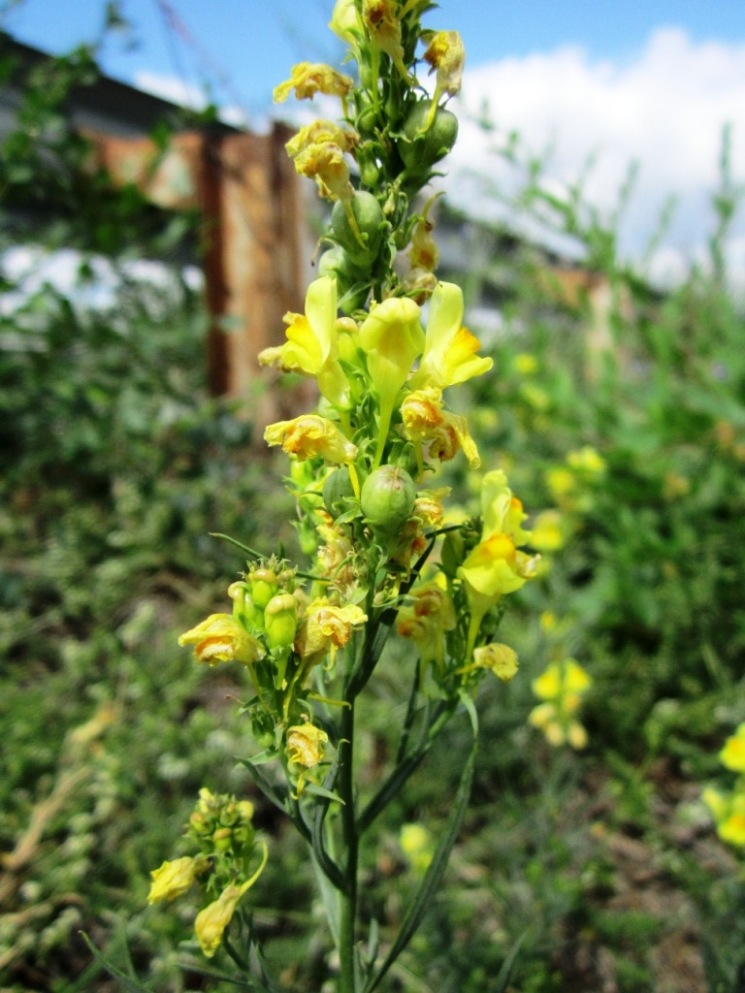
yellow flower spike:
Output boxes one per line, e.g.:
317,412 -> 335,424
259,277 -> 352,411
359,296 -> 424,464
194,842 -> 269,958
178,614 -> 263,667
286,722 -> 329,769
273,62 -> 354,106
147,855 -> 209,904
264,414 -> 358,464
720,723 -> 745,772
410,282 -> 493,391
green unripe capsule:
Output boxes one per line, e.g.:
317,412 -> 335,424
331,191 -> 385,266
400,101 -> 459,170
323,467 -> 355,517
361,465 -> 417,534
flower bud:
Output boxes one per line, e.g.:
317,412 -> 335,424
361,465 -> 416,533
264,593 -> 299,649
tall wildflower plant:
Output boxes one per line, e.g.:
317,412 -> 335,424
144,2 -> 538,989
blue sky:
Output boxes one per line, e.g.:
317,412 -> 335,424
5,1 -> 745,279
5,1 -> 745,119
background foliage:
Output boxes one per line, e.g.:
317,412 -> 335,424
2,33 -> 744,993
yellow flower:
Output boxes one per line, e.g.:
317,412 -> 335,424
285,121 -> 358,159
264,414 -> 358,464
567,445 -> 606,476
472,642 -> 519,681
400,822 -> 434,874
178,614 -> 263,667
400,388 -> 481,469
514,352 -> 538,375
292,141 -> 354,201
359,296 -> 424,460
457,471 -> 535,617
532,658 -> 592,701
423,30 -> 465,101
286,722 -> 329,769
147,855 -> 209,904
273,62 -> 353,104
720,724 -> 745,772
295,598 -> 368,662
259,277 -> 351,410
410,282 -> 492,391
362,0 -> 412,83
528,701 -> 588,750
330,0 -> 363,44
194,843 -> 268,958
704,787 -> 745,847
529,510 -> 566,553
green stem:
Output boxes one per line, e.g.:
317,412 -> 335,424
338,698 -> 358,993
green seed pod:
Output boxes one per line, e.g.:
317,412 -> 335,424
323,467 -> 355,517
361,465 -> 417,534
400,101 -> 459,170
318,247 -> 369,314
331,191 -> 385,265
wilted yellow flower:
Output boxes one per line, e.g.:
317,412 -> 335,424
295,598 -> 368,662
362,0 -> 412,83
400,387 -> 481,469
423,30 -> 465,100
285,121 -> 358,159
147,855 -> 209,904
472,642 -> 519,681
193,842 -> 268,958
410,282 -> 492,392
178,614 -> 263,667
286,722 -> 329,768
259,277 -> 351,410
264,414 -> 358,464
720,723 -> 745,772
292,141 -> 354,201
397,581 -> 455,669
273,62 -> 353,104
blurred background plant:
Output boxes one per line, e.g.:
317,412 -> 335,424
2,8 -> 745,993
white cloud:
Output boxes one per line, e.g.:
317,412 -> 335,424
448,28 -> 745,281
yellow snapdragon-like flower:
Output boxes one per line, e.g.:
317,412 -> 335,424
286,722 -> 329,769
703,787 -> 745,847
330,0 -> 363,45
720,723 -> 745,772
362,0 -> 413,83
295,598 -> 368,662
410,282 -> 492,391
147,855 -> 209,904
259,277 -> 351,410
458,470 -> 535,614
359,296 -> 424,461
423,30 -> 465,104
401,387 -> 481,469
178,614 -> 263,667
471,642 -> 519,681
264,414 -> 358,464
273,62 -> 353,104
194,838 -> 268,958
529,510 -> 566,553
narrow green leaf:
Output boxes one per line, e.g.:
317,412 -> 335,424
303,782 -> 345,804
240,759 -> 287,816
492,929 -> 529,993
364,743 -> 478,993
79,933 -> 155,993
357,749 -> 428,834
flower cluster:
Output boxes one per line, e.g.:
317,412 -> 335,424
703,723 -> 745,847
149,0 -> 539,971
528,658 -> 593,749
148,789 -> 268,958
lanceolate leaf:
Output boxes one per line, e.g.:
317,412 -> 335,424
364,742 -> 478,993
